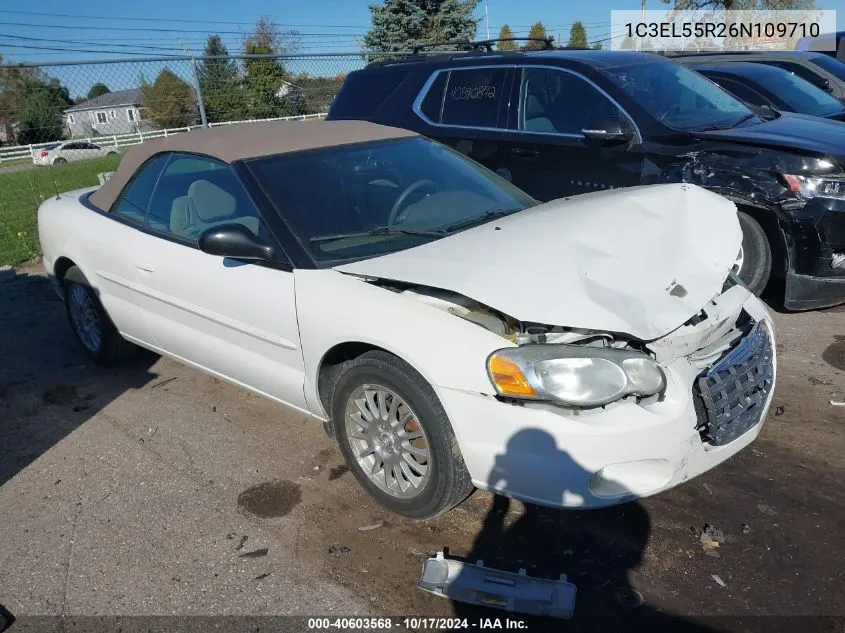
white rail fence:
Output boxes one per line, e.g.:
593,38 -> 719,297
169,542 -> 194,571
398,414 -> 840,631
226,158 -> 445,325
0,112 -> 327,165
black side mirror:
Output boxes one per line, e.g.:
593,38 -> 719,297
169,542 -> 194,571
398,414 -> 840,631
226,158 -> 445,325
581,114 -> 634,145
198,223 -> 275,262
812,77 -> 832,92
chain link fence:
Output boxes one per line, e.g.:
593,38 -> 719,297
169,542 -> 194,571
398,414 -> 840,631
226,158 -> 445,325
0,52 -> 394,266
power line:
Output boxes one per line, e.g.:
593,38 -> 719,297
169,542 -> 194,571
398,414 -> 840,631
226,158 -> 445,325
0,8 -> 372,29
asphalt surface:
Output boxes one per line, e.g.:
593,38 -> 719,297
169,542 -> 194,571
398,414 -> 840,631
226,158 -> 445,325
0,263 -> 843,632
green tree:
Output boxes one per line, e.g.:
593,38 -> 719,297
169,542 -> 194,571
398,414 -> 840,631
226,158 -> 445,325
0,58 -> 71,144
567,20 -> 588,48
15,77 -> 71,144
86,83 -> 110,100
140,69 -> 197,129
242,19 -> 303,118
592,41 -> 604,49
363,0 -> 480,57
497,24 -> 517,50
522,21 -> 549,49
197,35 -> 245,123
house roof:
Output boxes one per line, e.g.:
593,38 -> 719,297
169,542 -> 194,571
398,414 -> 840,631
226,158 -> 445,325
65,88 -> 143,113
88,120 -> 418,210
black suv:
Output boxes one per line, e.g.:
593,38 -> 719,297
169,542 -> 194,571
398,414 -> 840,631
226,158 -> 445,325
328,49 -> 845,310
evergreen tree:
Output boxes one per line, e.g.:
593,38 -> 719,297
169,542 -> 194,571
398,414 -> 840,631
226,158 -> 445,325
522,21 -> 549,50
197,35 -> 245,123
497,24 -> 517,51
567,21 -> 588,48
363,0 -> 479,57
87,83 -> 110,100
140,69 -> 197,128
242,19 -> 302,118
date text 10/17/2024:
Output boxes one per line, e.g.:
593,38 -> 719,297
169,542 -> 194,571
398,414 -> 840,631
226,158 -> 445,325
307,617 -> 528,630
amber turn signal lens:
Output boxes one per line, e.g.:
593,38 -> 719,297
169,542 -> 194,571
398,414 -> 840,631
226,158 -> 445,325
488,354 -> 537,398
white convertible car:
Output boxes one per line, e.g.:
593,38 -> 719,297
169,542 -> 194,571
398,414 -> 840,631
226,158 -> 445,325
38,120 -> 776,518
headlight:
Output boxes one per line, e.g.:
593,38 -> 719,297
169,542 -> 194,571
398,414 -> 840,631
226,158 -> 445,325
487,345 -> 666,408
782,173 -> 845,200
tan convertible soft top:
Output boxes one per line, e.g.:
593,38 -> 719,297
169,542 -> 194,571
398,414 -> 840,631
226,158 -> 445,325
89,119 -> 418,211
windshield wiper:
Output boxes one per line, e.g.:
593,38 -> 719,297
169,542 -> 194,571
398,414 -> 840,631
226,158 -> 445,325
729,112 -> 758,128
310,225 -> 445,244
441,208 -> 521,234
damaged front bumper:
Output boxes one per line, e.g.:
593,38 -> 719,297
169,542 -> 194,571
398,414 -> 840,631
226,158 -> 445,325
438,296 -> 776,509
782,197 -> 845,310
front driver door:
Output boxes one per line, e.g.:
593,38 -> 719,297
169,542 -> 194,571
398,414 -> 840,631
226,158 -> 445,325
126,153 -> 308,412
502,66 -> 645,202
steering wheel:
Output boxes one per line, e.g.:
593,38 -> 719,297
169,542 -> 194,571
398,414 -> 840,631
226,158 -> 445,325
387,180 -> 437,226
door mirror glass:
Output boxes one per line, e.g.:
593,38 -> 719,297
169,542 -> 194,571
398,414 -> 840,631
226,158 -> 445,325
581,115 -> 633,144
198,223 -> 275,262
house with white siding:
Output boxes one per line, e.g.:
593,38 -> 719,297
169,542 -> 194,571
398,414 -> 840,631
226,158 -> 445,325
64,88 -> 146,138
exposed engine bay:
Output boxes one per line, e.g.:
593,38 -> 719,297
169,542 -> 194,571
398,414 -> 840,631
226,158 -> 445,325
379,279 -> 751,369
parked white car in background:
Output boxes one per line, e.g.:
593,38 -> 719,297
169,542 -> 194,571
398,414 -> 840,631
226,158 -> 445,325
37,120 -> 777,518
33,140 -> 117,165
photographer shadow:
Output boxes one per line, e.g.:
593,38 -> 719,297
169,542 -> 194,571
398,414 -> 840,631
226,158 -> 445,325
450,428 -> 715,632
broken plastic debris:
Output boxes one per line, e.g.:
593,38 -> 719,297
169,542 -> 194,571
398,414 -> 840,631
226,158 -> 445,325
830,400 -> 845,407
711,574 -> 727,588
417,551 -> 576,619
358,522 -> 383,532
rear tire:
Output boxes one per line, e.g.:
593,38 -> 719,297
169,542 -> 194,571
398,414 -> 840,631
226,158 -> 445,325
53,157 -> 67,165
734,211 -> 771,296
332,351 -> 473,519
63,266 -> 136,365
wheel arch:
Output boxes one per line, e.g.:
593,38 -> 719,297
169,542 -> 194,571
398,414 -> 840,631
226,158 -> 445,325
53,256 -> 80,283
316,341 -> 440,437
736,203 -> 789,282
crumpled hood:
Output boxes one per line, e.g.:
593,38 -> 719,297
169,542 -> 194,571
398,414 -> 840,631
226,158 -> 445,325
336,183 -> 742,341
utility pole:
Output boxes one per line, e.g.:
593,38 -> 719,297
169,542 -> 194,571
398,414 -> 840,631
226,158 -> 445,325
485,0 -> 490,40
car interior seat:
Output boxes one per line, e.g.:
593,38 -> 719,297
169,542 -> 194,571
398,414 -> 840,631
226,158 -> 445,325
170,179 -> 260,239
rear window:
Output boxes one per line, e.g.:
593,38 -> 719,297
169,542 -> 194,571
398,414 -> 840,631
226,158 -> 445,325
809,54 -> 845,81
329,70 -> 408,118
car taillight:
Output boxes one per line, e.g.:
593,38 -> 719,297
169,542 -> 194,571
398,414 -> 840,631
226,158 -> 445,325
39,151 -> 48,157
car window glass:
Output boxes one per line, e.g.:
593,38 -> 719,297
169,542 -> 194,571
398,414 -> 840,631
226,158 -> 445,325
63,142 -> 79,150
249,137 -> 536,265
441,68 -> 509,128
706,75 -> 770,108
148,153 -> 265,242
753,67 -> 844,116
329,70 -> 408,118
603,61 -> 753,132
518,68 -> 623,135
763,60 -> 821,85
111,153 -> 170,225
809,54 -> 845,81
418,71 -> 448,122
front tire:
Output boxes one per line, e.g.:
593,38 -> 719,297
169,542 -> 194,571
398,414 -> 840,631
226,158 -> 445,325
63,266 -> 136,365
734,211 -> 772,296
332,351 -> 473,519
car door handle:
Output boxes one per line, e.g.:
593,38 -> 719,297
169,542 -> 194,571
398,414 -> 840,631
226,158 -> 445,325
509,147 -> 540,159
135,263 -> 155,273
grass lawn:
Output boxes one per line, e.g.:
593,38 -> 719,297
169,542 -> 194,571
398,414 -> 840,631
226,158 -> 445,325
0,155 -> 122,267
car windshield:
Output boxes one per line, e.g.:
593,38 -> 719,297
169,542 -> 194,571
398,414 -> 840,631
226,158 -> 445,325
602,60 -> 757,131
751,65 -> 844,117
248,137 -> 536,265
809,54 -> 845,81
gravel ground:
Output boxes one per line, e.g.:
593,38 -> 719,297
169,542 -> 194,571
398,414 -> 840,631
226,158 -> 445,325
0,263 -> 843,632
